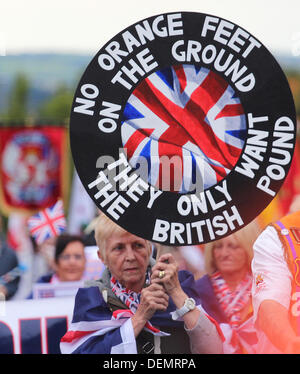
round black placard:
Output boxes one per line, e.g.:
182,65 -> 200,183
70,12 -> 296,245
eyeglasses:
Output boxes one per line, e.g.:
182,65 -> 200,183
58,254 -> 85,261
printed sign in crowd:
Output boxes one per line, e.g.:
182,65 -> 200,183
70,11 -> 296,247
0,296 -> 74,354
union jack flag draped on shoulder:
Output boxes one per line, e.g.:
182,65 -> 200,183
27,199 -> 67,244
122,64 -> 246,192
60,271 -> 225,354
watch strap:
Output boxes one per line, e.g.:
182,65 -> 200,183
171,298 -> 195,320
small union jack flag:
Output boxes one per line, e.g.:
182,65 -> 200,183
27,199 -> 67,244
121,64 -> 246,192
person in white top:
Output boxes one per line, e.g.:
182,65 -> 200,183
252,220 -> 300,353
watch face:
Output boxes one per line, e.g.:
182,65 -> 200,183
186,298 -> 196,310
70,11 -> 296,246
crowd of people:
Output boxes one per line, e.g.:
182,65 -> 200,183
1,201 -> 300,354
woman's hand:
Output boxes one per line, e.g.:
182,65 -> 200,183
131,282 -> 169,337
151,253 -> 182,298
151,253 -> 200,330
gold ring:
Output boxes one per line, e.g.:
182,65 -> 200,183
158,270 -> 165,279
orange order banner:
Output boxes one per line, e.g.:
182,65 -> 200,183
0,126 -> 69,216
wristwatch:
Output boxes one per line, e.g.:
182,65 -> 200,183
171,297 -> 196,320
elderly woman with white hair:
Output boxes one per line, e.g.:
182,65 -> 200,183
60,214 -> 224,354
195,220 -> 261,354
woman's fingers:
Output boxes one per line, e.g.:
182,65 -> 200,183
145,282 -> 168,299
157,253 -> 176,264
140,283 -> 169,314
151,263 -> 178,284
151,254 -> 182,296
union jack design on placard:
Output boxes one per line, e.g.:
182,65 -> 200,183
121,64 -> 246,192
27,199 -> 67,244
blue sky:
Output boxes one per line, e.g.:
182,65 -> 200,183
1,0 -> 300,56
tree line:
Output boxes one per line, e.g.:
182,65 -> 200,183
0,73 -> 74,126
